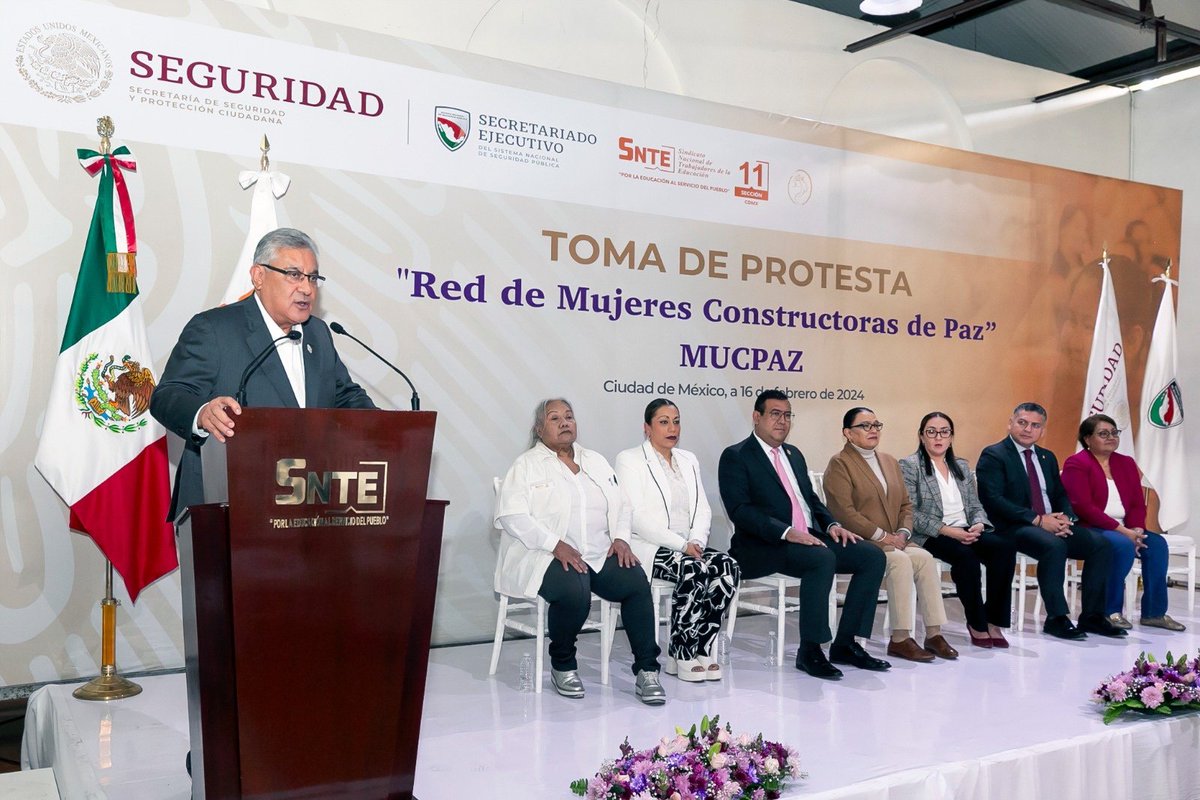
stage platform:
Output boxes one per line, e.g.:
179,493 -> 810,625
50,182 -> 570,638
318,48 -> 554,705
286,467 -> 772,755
20,587 -> 1200,799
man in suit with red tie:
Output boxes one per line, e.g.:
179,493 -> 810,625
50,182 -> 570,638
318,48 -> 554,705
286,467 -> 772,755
976,402 -> 1124,640
719,390 -> 888,679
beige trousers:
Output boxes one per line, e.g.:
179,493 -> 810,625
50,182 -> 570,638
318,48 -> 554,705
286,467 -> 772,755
882,545 -> 947,632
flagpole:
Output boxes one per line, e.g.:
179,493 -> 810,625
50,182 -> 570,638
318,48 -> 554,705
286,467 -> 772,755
71,115 -> 143,702
74,560 -> 142,700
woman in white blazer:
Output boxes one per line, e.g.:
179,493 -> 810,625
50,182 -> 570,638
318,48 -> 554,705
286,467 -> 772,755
494,398 -> 665,704
615,398 -> 740,682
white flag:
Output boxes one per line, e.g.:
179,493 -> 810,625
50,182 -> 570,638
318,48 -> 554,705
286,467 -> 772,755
1081,256 -> 1133,455
219,168 -> 291,306
1136,275 -> 1187,531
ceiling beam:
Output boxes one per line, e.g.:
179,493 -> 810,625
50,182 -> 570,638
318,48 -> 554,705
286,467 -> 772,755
1044,0 -> 1200,47
844,0 -> 1027,53
1034,51 -> 1200,102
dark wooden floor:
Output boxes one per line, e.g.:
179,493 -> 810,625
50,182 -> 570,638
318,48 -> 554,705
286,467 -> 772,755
0,700 -> 26,774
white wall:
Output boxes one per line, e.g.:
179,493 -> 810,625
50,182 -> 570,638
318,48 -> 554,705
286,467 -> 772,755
260,0 -> 1134,175
1131,80 -> 1200,540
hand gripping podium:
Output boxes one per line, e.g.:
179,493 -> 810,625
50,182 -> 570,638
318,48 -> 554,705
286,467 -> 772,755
178,408 -> 444,799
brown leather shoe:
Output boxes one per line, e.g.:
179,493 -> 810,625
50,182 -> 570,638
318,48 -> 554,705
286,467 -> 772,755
886,637 -> 935,663
923,634 -> 959,660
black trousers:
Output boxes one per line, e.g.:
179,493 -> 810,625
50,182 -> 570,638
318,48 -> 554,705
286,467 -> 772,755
772,537 -> 885,646
538,553 -> 661,674
922,531 -> 1017,632
1010,524 -> 1112,618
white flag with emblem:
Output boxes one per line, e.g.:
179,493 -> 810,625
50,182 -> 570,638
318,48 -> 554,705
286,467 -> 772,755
1136,274 -> 1187,531
1080,255 -> 1133,455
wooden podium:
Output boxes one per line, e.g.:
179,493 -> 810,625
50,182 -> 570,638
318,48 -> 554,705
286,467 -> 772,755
178,408 -> 444,800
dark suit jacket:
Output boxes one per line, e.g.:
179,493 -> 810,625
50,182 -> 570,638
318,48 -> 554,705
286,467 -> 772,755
150,296 -> 376,520
718,434 -> 835,580
1061,449 -> 1147,531
976,437 -> 1075,533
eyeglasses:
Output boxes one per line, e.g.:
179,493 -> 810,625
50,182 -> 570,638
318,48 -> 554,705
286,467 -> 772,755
765,410 -> 794,422
258,263 -> 326,286
1014,419 -> 1044,430
849,422 -> 884,432
923,428 -> 953,438
1093,429 -> 1122,440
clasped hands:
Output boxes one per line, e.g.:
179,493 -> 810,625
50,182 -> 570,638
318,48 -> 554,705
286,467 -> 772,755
1035,512 -> 1074,537
1118,525 -> 1148,552
942,523 -> 985,544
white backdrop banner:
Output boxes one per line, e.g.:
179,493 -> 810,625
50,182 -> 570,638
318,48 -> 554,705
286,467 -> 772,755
0,0 -> 1182,685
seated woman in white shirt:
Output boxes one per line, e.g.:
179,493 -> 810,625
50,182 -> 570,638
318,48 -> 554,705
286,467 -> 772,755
615,399 -> 740,683
898,411 -> 1017,649
493,398 -> 665,704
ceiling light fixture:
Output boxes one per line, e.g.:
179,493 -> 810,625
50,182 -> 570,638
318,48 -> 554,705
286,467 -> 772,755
860,0 -> 922,15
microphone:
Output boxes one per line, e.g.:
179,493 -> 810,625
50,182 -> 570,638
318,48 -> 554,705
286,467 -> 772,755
330,322 -> 420,411
235,330 -> 301,406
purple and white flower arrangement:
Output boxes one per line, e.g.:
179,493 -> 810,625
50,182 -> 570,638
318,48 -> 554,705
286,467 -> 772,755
570,714 -> 804,799
1092,651 -> 1200,724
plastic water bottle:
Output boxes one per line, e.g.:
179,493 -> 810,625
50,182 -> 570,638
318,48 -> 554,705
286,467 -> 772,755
716,632 -> 731,666
766,631 -> 778,666
518,652 -> 534,692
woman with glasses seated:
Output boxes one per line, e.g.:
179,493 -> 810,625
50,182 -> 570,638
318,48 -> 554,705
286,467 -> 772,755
824,408 -> 957,663
615,398 -> 740,683
1061,414 -> 1184,632
899,412 -> 1017,649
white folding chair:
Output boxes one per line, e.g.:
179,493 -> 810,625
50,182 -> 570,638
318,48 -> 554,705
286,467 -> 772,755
725,574 -> 803,665
1124,533 -> 1197,615
489,476 -> 615,692
488,593 -> 614,692
649,577 -> 675,645
1012,552 -> 1078,630
1011,553 -> 1038,631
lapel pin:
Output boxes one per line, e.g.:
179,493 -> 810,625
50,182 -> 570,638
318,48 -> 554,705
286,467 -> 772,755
306,343 -> 312,354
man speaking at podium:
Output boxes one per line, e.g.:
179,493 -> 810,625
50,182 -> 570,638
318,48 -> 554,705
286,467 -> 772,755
151,227 -> 376,522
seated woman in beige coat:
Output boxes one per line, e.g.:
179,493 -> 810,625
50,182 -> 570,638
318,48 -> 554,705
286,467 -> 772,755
823,407 -> 957,663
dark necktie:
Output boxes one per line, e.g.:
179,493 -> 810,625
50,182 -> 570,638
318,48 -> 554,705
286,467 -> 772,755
1022,448 -> 1047,515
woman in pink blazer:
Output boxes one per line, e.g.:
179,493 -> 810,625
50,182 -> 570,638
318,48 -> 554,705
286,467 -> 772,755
1061,414 -> 1183,631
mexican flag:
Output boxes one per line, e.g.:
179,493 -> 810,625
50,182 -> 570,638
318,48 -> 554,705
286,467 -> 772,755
34,145 -> 177,602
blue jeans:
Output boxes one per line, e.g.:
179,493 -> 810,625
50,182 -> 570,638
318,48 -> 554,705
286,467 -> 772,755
1100,529 -> 1169,618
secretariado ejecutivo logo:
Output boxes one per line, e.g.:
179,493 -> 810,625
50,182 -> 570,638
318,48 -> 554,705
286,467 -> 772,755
435,107 -> 471,151
15,22 -> 113,103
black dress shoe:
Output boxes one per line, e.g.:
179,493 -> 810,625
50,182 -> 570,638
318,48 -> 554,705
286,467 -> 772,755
795,645 -> 843,679
1079,613 -> 1129,638
1043,615 -> 1086,640
829,641 -> 891,671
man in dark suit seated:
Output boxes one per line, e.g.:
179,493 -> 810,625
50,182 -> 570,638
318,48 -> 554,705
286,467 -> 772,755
151,227 -> 376,521
718,390 -> 888,679
976,402 -> 1123,640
